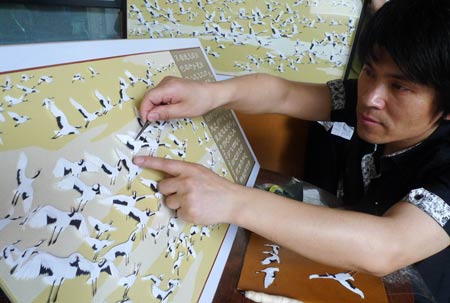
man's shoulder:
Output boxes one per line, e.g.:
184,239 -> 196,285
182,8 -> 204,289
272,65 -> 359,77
407,123 -> 450,207
420,122 -> 450,168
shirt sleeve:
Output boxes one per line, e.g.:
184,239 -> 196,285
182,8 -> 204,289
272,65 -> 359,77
402,139 -> 450,234
327,79 -> 346,110
404,188 -> 450,229
328,78 -> 358,126
403,160 -> 450,235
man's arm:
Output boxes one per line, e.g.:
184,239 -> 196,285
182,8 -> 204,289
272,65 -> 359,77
134,156 -> 450,277
139,73 -> 332,122
235,190 -> 450,276
218,73 -> 332,121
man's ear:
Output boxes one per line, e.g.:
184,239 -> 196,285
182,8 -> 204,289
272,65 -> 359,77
445,113 -> 450,121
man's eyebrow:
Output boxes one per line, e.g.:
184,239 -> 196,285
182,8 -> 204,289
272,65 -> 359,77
386,72 -> 411,82
378,65 -> 413,82
365,60 -> 416,83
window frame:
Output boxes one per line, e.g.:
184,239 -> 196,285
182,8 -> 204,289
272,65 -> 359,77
1,0 -> 127,40
2,0 -> 124,9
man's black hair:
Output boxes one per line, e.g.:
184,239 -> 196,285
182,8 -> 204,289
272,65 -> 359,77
358,0 -> 450,115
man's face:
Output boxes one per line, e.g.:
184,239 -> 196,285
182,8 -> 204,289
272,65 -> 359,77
357,51 -> 443,154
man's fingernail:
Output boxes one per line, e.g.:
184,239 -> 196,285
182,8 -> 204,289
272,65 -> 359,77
133,156 -> 144,164
147,112 -> 159,121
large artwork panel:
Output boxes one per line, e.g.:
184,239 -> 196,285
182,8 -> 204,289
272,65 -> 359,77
0,39 -> 259,303
127,0 -> 363,82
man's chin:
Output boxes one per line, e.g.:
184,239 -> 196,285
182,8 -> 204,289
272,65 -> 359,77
356,127 -> 384,145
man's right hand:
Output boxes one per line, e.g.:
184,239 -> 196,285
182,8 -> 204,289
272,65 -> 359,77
139,76 -> 218,122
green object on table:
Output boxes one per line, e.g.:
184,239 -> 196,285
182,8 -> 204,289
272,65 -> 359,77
256,177 -> 303,201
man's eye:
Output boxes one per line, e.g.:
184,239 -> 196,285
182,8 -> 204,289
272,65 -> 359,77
363,66 -> 374,77
392,83 -> 410,91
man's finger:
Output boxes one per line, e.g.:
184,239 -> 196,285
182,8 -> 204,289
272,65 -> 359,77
164,194 -> 180,211
148,103 -> 187,121
157,178 -> 180,196
139,92 -> 163,121
133,156 -> 184,176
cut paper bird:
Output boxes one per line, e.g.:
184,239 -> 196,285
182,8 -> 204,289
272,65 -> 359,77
84,152 -> 122,185
257,267 -> 279,288
20,74 -> 34,82
116,133 -> 152,155
116,148 -> 142,189
87,216 -> 117,239
124,70 -> 139,86
0,77 -> 13,91
8,111 -> 31,127
84,236 -> 114,261
0,104 -> 5,122
111,204 -> 156,237
12,251 -> 84,303
11,152 -> 41,213
102,230 -> 137,266
37,75 -> 53,85
100,191 -> 152,208
309,271 -> 365,299
70,254 -> 118,297
69,97 -> 101,128
42,98 -> 80,139
16,84 -> 39,96
22,205 -> 89,246
261,252 -> 280,265
53,157 -> 97,178
72,73 -> 85,83
94,90 -> 114,115
118,77 -> 134,108
4,94 -> 27,107
118,263 -> 141,301
88,66 -> 100,78
56,176 -> 111,211
141,274 -> 181,303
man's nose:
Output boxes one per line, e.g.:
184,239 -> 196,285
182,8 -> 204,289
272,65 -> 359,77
362,84 -> 387,109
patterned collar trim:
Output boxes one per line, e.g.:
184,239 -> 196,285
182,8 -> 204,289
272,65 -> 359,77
382,141 -> 423,158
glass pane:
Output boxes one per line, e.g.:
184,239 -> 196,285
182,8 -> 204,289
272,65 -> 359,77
0,4 -> 122,45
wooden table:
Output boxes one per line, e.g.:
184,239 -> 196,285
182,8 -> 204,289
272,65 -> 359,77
213,169 -> 416,303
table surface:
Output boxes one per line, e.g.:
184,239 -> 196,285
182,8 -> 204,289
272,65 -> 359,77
213,169 -> 416,303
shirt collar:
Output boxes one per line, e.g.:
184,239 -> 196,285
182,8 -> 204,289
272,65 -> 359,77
377,121 -> 450,169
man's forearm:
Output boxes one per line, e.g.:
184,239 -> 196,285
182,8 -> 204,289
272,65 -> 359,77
228,186 -> 402,276
214,73 -> 332,121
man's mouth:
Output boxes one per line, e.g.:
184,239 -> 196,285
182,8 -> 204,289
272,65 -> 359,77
359,113 -> 382,125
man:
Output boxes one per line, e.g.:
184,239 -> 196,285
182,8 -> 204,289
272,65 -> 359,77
133,0 -> 450,301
